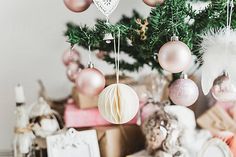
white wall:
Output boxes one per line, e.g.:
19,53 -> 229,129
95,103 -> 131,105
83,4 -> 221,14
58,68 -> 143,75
0,0 -> 151,150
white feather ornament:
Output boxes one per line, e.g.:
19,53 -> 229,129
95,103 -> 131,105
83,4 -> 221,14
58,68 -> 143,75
200,28 -> 236,95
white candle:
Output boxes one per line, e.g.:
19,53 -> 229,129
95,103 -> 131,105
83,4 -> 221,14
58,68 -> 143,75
15,84 -> 25,103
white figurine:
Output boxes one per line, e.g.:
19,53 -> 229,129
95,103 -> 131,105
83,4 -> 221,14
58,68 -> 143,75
29,97 -> 60,138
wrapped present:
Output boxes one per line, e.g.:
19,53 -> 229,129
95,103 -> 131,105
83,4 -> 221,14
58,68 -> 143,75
72,87 -> 98,109
105,74 -> 136,86
197,105 -> 236,134
96,125 -> 145,157
137,73 -> 170,102
64,102 -> 138,128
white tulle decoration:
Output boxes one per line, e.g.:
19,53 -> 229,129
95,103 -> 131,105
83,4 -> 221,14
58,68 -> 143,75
98,83 -> 139,124
200,28 -> 236,95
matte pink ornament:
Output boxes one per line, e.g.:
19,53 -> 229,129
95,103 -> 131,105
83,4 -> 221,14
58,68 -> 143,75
66,62 -> 79,82
64,0 -> 92,13
143,0 -> 164,7
62,49 -> 80,66
211,74 -> 236,102
158,37 -> 192,73
169,78 -> 199,106
76,67 -> 105,96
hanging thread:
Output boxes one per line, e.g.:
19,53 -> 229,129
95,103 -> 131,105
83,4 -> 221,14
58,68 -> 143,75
69,44 -> 75,58
227,0 -> 234,29
113,28 -> 121,84
88,45 -> 92,64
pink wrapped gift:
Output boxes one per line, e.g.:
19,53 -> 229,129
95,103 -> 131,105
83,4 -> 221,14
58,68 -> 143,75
64,101 -> 141,128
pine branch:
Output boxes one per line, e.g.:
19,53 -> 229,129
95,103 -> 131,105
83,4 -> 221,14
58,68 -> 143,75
64,0 -> 236,75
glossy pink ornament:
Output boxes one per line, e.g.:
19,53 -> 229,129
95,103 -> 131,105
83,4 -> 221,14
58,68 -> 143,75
158,36 -> 192,73
211,74 -> 236,102
169,77 -> 199,106
64,0 -> 92,13
62,49 -> 80,66
143,0 -> 164,7
66,62 -> 79,82
76,66 -> 105,96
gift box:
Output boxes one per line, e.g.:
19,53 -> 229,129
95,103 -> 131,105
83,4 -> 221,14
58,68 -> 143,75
64,102 -> 139,128
105,74 -> 136,86
197,105 -> 236,134
72,87 -> 98,109
96,125 -> 145,157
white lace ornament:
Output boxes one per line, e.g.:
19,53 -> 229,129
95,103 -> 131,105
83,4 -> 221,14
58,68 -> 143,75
93,0 -> 120,21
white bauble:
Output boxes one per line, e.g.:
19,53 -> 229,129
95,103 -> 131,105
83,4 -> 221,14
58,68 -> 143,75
98,83 -> 139,124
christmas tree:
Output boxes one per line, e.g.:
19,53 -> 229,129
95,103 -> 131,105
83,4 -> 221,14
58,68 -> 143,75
65,0 -> 236,77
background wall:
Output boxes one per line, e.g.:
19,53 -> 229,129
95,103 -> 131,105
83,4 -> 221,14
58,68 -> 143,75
0,0 -> 151,150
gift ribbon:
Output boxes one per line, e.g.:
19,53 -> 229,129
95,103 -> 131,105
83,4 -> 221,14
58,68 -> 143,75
14,123 -> 33,134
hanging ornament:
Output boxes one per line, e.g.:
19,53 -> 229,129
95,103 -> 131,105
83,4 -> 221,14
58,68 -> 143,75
201,0 -> 236,95
103,33 -> 114,44
62,48 -> 81,66
143,0 -> 164,7
98,83 -> 139,124
93,0 -> 120,23
169,74 -> 199,107
75,45 -> 105,96
98,29 -> 139,124
66,62 -> 79,82
64,0 -> 92,13
211,73 -> 236,102
135,19 -> 149,41
158,35 -> 192,73
76,63 -> 105,96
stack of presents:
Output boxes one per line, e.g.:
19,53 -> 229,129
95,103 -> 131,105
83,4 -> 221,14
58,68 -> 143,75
64,88 -> 145,157
51,75 -> 150,157
29,76 -> 236,157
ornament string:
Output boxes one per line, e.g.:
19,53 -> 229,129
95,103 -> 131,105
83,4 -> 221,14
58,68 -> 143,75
226,0 -> 234,29
88,45 -> 92,64
171,0 -> 178,36
225,0 -> 234,75
113,28 -> 121,84
107,28 -> 121,123
69,45 -> 75,58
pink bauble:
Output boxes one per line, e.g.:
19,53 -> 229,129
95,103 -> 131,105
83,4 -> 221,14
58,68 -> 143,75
62,49 -> 80,66
66,62 -> 79,82
211,75 -> 236,102
158,40 -> 192,73
64,0 -> 92,13
143,0 -> 164,7
169,78 -> 199,106
76,67 -> 105,96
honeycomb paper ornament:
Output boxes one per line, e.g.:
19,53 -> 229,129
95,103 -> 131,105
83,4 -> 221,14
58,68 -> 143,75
98,83 -> 139,124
